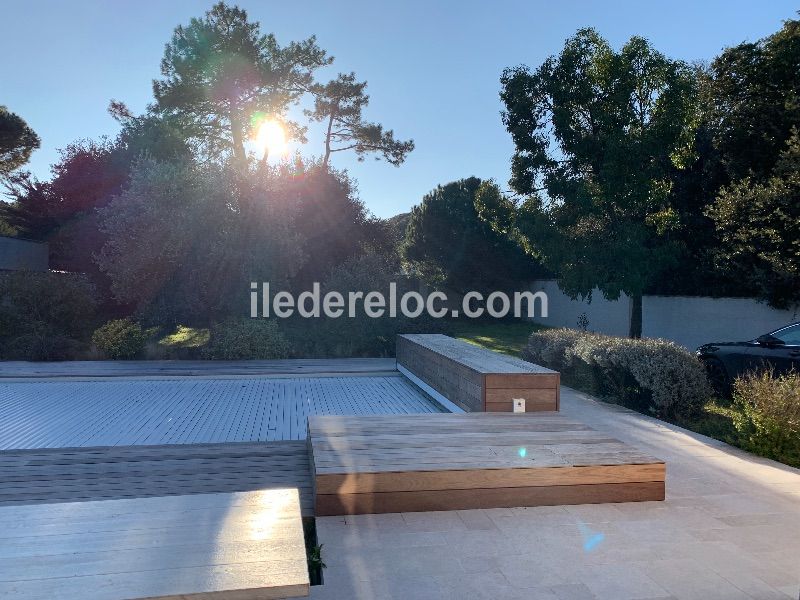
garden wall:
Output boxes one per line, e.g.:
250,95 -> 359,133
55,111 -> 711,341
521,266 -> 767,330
528,279 -> 799,350
0,236 -> 48,271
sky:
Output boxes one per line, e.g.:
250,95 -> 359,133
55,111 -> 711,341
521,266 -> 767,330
1,1 -> 797,218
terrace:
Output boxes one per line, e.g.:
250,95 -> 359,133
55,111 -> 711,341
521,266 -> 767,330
0,336 -> 797,599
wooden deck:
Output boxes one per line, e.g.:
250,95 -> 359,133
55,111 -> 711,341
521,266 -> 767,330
309,413 -> 665,515
0,441 -> 315,515
0,375 -> 442,449
0,488 -> 310,600
397,334 -> 560,412
0,358 -> 397,379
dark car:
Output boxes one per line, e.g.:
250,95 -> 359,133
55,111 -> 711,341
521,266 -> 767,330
696,322 -> 800,394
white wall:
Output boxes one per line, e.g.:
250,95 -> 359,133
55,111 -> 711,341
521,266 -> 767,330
0,236 -> 48,271
528,280 -> 632,337
528,279 -> 800,350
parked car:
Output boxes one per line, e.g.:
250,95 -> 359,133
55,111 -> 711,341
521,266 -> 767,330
696,322 -> 800,395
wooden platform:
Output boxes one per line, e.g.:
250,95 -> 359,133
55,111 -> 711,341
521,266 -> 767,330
0,488 -> 309,600
0,358 -> 397,379
309,413 -> 665,515
397,334 -> 560,412
0,441 -> 315,516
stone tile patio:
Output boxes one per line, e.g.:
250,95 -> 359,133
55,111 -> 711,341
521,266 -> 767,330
310,386 -> 800,600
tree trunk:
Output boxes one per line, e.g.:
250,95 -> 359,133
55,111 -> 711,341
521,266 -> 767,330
229,108 -> 246,169
322,111 -> 335,169
629,292 -> 643,339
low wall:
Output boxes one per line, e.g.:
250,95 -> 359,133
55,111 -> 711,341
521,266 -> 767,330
528,279 -> 799,350
0,236 -> 48,271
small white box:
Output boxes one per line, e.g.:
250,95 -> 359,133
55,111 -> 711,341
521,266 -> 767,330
513,398 -> 526,413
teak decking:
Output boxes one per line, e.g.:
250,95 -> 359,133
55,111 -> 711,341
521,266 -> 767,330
396,334 -> 560,412
0,441 -> 315,515
0,488 -> 310,600
309,413 -> 665,515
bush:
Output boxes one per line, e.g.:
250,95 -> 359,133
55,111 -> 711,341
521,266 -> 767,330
0,271 -> 96,360
205,318 -> 290,360
523,328 -> 711,418
92,318 -> 148,359
732,369 -> 800,467
289,253 -> 451,358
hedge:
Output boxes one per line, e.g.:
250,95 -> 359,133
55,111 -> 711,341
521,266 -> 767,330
523,328 -> 711,418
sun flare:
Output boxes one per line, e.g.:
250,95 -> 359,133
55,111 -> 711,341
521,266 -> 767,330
254,119 -> 288,158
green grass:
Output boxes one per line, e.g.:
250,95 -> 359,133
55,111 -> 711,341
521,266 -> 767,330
450,319 -> 543,357
683,400 -> 742,446
158,325 -> 210,349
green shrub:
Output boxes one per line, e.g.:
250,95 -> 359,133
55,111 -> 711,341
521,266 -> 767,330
732,369 -> 800,467
0,271 -> 96,360
205,318 -> 290,360
92,318 -> 149,359
289,254 -> 451,358
523,328 -> 711,418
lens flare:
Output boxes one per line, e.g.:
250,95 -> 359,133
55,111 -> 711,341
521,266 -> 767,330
254,119 -> 288,158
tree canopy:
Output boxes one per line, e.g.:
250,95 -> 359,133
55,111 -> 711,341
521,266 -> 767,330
402,177 -> 541,295
153,1 -> 330,166
307,72 -> 414,168
0,106 -> 40,177
500,29 -> 699,336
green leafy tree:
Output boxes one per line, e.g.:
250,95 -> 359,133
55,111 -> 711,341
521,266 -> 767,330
702,16 -> 800,182
307,73 -> 414,168
706,130 -> 800,308
500,29 -> 698,337
153,2 -> 330,167
402,177 -> 540,294
0,106 -> 40,177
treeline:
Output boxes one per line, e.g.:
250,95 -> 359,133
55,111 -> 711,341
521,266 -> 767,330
0,3 -> 428,359
1,7 -> 797,355
402,18 -> 800,337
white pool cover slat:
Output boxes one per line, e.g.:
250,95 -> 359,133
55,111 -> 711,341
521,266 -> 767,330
0,376 -> 442,449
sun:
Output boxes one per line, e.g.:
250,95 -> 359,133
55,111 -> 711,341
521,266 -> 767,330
253,119 -> 288,159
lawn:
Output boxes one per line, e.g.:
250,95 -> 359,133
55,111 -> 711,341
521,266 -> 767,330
451,319 -> 542,357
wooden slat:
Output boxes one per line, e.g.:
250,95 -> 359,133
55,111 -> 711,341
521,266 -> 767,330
0,358 -> 397,379
0,441 -> 316,516
484,373 -> 560,388
486,388 -> 559,403
315,482 -> 665,516
315,463 -> 666,494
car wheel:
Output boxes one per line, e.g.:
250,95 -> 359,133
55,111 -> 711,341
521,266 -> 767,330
703,358 -> 731,398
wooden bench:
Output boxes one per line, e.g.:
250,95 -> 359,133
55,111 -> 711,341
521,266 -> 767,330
396,334 -> 560,412
309,413 -> 666,515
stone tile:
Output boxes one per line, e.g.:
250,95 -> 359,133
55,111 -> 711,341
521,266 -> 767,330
578,563 -> 670,599
497,557 -> 567,589
640,558 -> 758,600
402,510 -> 468,532
344,512 -> 408,529
458,555 -> 502,574
777,584 -> 800,598
456,509 -> 499,530
548,583 -> 597,599
436,570 -> 526,600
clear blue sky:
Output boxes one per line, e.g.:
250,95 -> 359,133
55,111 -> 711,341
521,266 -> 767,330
2,1 -> 797,217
